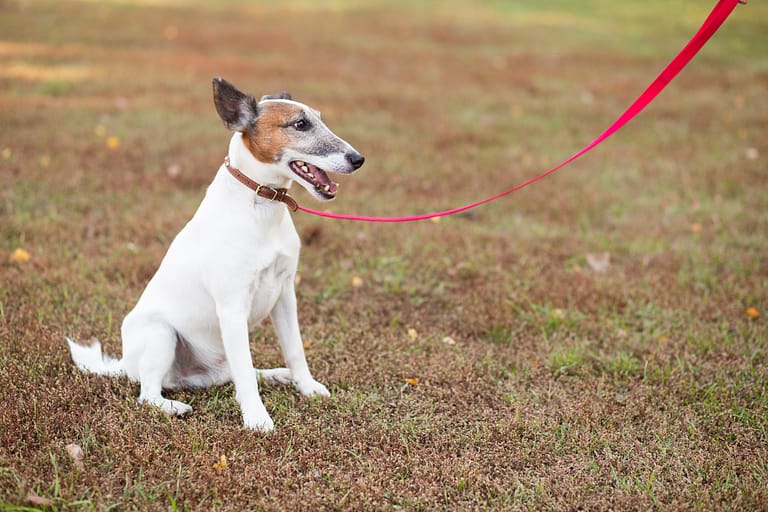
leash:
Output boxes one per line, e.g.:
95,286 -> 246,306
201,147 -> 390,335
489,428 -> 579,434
296,0 -> 744,223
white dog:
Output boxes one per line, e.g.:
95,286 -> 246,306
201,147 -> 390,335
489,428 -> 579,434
67,78 -> 364,431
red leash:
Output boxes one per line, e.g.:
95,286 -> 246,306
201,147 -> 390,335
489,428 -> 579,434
298,0 -> 743,223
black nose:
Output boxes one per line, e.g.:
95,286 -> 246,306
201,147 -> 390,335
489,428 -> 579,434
346,152 -> 365,170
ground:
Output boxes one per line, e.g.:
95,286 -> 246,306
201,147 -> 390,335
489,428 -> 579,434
0,0 -> 766,510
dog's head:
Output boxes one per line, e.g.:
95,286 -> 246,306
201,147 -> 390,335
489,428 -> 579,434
212,77 -> 364,201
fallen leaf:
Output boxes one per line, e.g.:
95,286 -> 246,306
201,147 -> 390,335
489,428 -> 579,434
106,136 -> 120,149
39,154 -> 51,168
351,276 -> 363,288
430,216 -> 441,224
9,248 -> 30,263
442,336 -> 456,345
586,252 -> 610,274
94,124 -> 106,138
303,341 -> 311,349
551,308 -> 566,320
213,454 -> 228,471
164,25 -> 179,40
580,90 -> 595,105
746,307 -> 760,319
404,377 -> 419,386
690,223 -> 703,233
166,163 -> 181,178
744,147 -> 759,161
66,443 -> 85,471
407,328 -> 419,340
1,147 -> 11,159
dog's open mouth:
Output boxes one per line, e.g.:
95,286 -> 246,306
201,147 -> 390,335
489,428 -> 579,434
290,161 -> 338,199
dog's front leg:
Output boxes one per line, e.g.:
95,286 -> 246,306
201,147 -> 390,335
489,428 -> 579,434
217,303 -> 274,432
270,280 -> 330,398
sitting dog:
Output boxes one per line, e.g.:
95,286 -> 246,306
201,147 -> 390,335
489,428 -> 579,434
67,77 -> 364,431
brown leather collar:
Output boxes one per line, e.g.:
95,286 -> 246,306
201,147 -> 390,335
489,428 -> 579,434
224,156 -> 298,212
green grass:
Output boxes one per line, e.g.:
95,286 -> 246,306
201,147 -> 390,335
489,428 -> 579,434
1,0 -> 767,510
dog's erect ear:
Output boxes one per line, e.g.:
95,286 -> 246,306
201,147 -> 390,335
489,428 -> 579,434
260,92 -> 292,101
212,77 -> 259,132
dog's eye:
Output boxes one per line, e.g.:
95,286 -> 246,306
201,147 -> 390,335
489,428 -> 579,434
293,119 -> 311,131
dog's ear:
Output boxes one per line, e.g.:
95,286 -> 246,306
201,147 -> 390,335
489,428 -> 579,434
212,77 -> 259,132
260,91 -> 292,101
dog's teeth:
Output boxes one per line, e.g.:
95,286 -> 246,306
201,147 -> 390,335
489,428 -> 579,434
301,166 -> 309,172
323,185 -> 331,192
296,161 -> 305,166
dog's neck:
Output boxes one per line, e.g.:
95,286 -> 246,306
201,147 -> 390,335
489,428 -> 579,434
226,133 -> 292,191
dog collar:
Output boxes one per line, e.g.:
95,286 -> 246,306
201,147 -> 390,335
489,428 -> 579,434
224,157 -> 299,212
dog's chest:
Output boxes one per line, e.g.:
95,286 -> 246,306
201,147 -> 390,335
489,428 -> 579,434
194,179 -> 301,327
246,251 -> 293,326
234,219 -> 300,328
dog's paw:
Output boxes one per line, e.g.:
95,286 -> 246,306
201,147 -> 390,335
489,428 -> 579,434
139,397 -> 193,417
243,412 -> 274,433
294,378 -> 331,398
257,367 -> 293,387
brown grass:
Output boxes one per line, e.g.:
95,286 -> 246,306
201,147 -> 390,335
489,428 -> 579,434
1,0 -> 767,510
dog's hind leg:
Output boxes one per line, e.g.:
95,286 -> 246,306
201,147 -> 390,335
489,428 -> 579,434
122,314 -> 192,417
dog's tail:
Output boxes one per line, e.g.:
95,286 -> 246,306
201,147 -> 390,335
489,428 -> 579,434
66,338 -> 124,377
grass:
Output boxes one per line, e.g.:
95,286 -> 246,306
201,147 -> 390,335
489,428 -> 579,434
1,0 -> 767,510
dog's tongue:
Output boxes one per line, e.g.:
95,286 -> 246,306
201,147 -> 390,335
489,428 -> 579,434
291,160 -> 339,196
310,165 -> 338,195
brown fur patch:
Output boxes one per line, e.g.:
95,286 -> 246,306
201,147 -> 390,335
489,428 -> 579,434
244,101 -> 303,163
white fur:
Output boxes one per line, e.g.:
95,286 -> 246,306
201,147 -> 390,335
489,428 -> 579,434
65,339 -> 123,377
68,109 -> 361,431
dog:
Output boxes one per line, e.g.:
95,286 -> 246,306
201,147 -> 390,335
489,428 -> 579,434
67,77 -> 364,431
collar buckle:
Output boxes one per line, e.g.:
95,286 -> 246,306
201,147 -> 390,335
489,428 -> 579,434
255,184 -> 279,201
224,157 -> 299,212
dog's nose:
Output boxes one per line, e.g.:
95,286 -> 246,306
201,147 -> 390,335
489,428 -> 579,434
346,152 -> 365,170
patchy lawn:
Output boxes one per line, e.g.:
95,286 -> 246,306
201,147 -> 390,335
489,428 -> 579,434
1,0 -> 766,510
